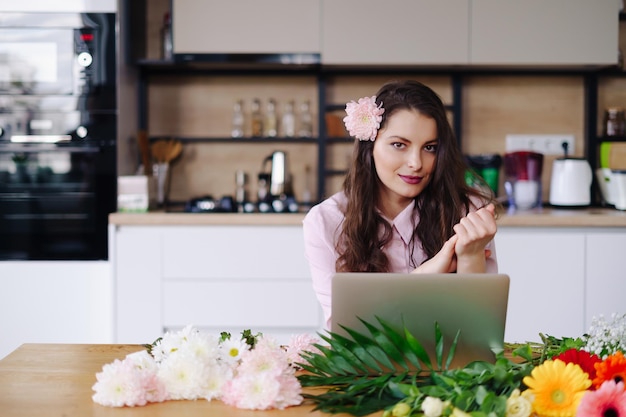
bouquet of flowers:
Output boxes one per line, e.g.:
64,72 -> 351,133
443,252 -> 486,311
92,313 -> 626,416
92,325 -> 320,410
298,313 -> 626,417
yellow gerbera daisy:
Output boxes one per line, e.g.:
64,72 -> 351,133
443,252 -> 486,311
522,359 -> 591,417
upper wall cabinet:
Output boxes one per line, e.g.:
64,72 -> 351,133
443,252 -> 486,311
172,0 -> 320,55
321,0 -> 469,65
470,0 -> 620,66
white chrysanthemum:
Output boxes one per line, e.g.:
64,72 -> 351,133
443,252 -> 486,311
152,328 -> 187,362
505,389 -> 532,417
219,337 -> 250,365
422,396 -> 446,417
157,350 -> 211,400
179,329 -> 220,363
152,325 -> 220,363
125,350 -> 158,372
203,362 -> 234,401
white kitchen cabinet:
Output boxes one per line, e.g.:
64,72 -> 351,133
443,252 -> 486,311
0,261 -> 113,360
112,226 -> 163,344
470,0 -> 620,66
585,231 -> 626,329
172,0 -> 320,56
111,219 -> 626,349
111,224 -> 324,346
320,0 -> 619,67
495,228 -> 586,343
321,0 -> 469,65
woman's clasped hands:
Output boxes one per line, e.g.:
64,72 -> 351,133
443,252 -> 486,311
413,204 -> 497,274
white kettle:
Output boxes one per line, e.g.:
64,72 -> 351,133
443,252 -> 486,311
549,158 -> 592,207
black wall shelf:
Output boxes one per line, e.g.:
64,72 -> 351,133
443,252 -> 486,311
136,60 -> 623,203
148,136 -> 318,144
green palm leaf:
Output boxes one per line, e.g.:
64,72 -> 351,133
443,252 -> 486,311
339,324 -> 398,372
298,318 -> 460,416
377,318 -> 424,371
358,317 -> 413,371
403,325 -> 434,369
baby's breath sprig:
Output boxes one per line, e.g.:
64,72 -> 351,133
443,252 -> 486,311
583,312 -> 626,359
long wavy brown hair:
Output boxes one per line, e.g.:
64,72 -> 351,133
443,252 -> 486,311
336,80 -> 496,272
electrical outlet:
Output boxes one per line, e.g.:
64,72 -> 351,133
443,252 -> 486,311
505,134 -> 575,156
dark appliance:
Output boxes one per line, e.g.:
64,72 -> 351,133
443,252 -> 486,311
184,195 -> 236,213
0,12 -> 117,260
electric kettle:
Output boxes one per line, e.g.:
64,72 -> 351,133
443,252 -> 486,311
549,157 -> 592,207
259,151 -> 298,213
263,151 -> 288,196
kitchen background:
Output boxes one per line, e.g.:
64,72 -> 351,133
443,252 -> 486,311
119,0 -> 626,207
1,0 -> 626,361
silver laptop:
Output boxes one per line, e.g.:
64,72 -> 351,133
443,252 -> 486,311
331,273 -> 510,370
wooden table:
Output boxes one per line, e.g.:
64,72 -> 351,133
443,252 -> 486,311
0,343 -> 359,417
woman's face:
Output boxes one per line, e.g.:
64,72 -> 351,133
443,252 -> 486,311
372,108 -> 438,216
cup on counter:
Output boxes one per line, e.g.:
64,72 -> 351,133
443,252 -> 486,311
153,162 -> 169,206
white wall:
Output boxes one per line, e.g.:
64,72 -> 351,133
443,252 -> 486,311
0,261 -> 113,359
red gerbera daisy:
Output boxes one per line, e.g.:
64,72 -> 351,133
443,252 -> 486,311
577,380 -> 626,417
553,349 -> 602,383
593,351 -> 626,389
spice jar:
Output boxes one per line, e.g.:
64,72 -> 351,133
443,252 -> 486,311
603,107 -> 626,137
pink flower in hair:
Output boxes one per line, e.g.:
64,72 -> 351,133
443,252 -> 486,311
343,96 -> 384,141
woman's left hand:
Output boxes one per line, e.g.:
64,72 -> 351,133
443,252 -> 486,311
452,203 -> 497,268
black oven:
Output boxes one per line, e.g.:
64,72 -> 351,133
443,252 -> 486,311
0,12 -> 116,260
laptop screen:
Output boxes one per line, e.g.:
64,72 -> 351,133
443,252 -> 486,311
330,273 -> 510,369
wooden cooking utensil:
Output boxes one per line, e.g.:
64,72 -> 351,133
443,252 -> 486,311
151,138 -> 182,164
137,130 -> 152,176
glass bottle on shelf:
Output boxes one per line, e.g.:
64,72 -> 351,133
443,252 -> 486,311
250,98 -> 264,137
160,12 -> 173,61
281,100 -> 296,138
265,98 -> 278,137
603,107 -> 626,137
298,99 -> 313,138
231,100 -> 245,138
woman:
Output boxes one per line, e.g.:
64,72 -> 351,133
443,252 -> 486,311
303,80 -> 499,328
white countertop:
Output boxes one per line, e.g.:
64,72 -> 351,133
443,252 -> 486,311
109,206 -> 626,227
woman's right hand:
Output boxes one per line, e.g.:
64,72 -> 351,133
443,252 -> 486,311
411,235 -> 458,274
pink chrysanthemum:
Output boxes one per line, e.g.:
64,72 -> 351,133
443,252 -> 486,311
577,380 -> 626,417
285,333 -> 321,367
343,96 -> 384,141
221,337 -> 302,410
92,352 -> 167,407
